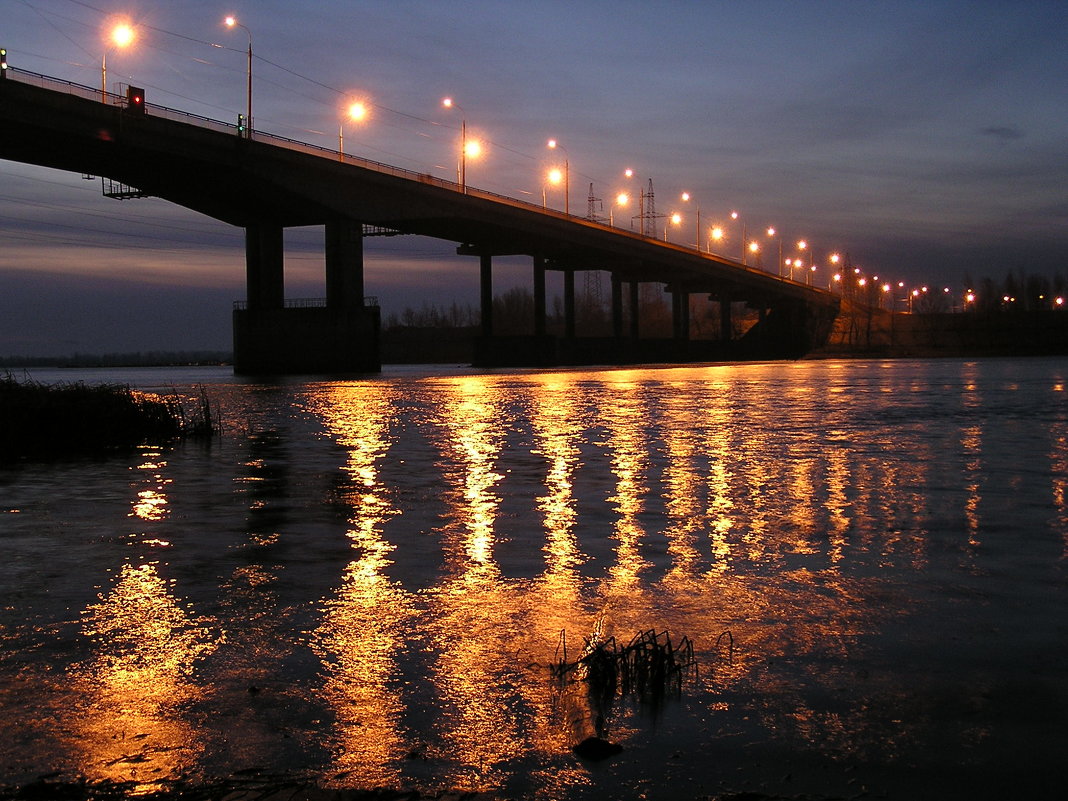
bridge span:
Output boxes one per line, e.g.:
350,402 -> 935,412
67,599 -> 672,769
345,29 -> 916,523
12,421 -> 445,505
0,68 -> 839,373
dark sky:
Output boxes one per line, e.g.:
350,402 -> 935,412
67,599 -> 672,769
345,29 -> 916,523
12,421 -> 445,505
2,0 -> 1067,356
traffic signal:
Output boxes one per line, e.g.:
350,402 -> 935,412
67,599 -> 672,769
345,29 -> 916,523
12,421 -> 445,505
1,48 -> 8,76
126,85 -> 145,114
237,114 -> 246,135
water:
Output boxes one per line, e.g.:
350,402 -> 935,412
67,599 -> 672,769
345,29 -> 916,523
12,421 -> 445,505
2,358 -> 1067,799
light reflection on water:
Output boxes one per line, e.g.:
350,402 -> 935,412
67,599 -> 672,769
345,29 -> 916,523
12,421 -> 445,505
2,358 -> 1067,799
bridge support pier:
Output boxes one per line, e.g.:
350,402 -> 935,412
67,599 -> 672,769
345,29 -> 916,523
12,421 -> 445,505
480,253 -> 493,336
672,290 -> 690,340
719,293 -> 733,341
563,270 -> 576,339
533,255 -> 547,338
245,223 -> 284,310
611,274 -> 623,340
325,219 -> 364,310
629,281 -> 640,340
233,219 -> 380,375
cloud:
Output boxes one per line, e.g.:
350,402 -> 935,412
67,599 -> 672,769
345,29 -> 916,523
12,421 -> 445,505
980,126 -> 1025,142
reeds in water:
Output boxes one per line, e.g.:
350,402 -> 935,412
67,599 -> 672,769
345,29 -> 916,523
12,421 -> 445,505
553,627 -> 699,704
0,375 -> 217,462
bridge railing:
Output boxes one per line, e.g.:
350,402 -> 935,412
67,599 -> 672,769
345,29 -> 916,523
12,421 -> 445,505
5,67 -> 816,292
233,297 -> 379,310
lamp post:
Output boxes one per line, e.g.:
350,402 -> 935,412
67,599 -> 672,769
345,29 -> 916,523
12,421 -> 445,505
731,211 -> 747,264
338,100 -> 367,160
546,139 -> 569,215
679,192 -> 703,251
766,226 -> 782,276
709,225 -> 725,255
796,239 -> 813,285
442,97 -> 474,192
102,22 -> 135,103
224,16 -> 252,134
610,191 -> 629,226
666,211 -> 682,242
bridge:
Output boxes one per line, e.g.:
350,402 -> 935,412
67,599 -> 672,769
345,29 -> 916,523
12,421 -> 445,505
0,67 -> 840,374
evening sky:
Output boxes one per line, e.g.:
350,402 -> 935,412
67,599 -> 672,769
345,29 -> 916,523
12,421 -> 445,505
1,0 -> 1066,356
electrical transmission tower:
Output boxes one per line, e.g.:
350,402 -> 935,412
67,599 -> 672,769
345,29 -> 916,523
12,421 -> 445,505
586,182 -> 604,222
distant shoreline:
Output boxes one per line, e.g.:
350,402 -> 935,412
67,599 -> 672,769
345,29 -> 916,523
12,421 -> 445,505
4,310 -> 1066,369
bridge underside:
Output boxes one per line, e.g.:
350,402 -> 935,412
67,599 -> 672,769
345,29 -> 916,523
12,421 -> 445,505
0,74 -> 840,374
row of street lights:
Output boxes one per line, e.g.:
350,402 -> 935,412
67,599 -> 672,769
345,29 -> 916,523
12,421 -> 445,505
92,15 -> 867,289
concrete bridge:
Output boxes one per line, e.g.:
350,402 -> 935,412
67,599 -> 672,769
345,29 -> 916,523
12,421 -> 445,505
0,67 -> 840,374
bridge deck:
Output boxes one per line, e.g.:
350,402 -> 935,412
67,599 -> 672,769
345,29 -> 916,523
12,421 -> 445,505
0,68 -> 836,310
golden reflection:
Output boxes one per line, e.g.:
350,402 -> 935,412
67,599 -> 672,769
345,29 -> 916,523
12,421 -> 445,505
660,410 -> 705,585
1050,423 -> 1068,558
529,376 -> 587,612
423,377 -> 537,788
129,448 -> 171,522
962,425 -> 983,548
601,380 -> 653,597
824,445 -> 852,564
308,384 -> 415,787
70,561 -> 217,791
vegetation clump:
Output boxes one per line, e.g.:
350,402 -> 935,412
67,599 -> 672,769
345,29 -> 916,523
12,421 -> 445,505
551,623 -> 702,758
0,375 -> 216,463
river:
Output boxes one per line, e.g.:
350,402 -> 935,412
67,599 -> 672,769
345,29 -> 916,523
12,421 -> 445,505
2,358 -> 1066,800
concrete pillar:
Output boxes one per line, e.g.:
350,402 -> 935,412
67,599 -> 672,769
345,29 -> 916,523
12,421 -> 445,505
563,270 -> 576,339
673,290 -> 690,340
611,274 -> 623,339
533,255 -> 547,337
480,253 -> 493,336
720,294 -> 733,341
325,219 -> 364,311
629,281 -> 640,340
245,223 -> 284,310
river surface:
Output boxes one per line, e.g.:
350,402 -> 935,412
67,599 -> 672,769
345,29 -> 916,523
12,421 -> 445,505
2,358 -> 1067,800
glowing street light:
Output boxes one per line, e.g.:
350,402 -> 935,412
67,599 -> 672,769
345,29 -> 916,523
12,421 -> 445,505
766,226 -> 782,276
224,15 -> 252,135
680,192 -> 703,251
442,97 -> 478,192
102,21 -> 136,103
731,211 -> 747,263
666,211 -> 682,241
610,191 -> 629,226
338,99 -> 368,160
547,139 -> 570,215
709,225 -> 725,254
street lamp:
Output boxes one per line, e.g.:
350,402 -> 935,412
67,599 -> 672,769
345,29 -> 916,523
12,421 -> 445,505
547,139 -> 570,215
731,211 -> 747,263
224,15 -> 252,135
666,211 -> 682,242
442,97 -> 477,192
766,226 -> 782,276
610,191 -> 629,226
338,100 -> 368,160
709,225 -> 725,254
102,21 -> 136,103
681,192 -> 702,251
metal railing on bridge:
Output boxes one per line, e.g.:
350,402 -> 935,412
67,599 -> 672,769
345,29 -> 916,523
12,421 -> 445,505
232,297 -> 378,311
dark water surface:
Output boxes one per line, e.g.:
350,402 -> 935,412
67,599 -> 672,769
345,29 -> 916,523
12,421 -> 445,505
2,359 -> 1067,799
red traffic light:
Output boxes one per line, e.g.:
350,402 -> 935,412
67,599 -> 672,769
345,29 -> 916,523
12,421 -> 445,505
126,85 -> 145,114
